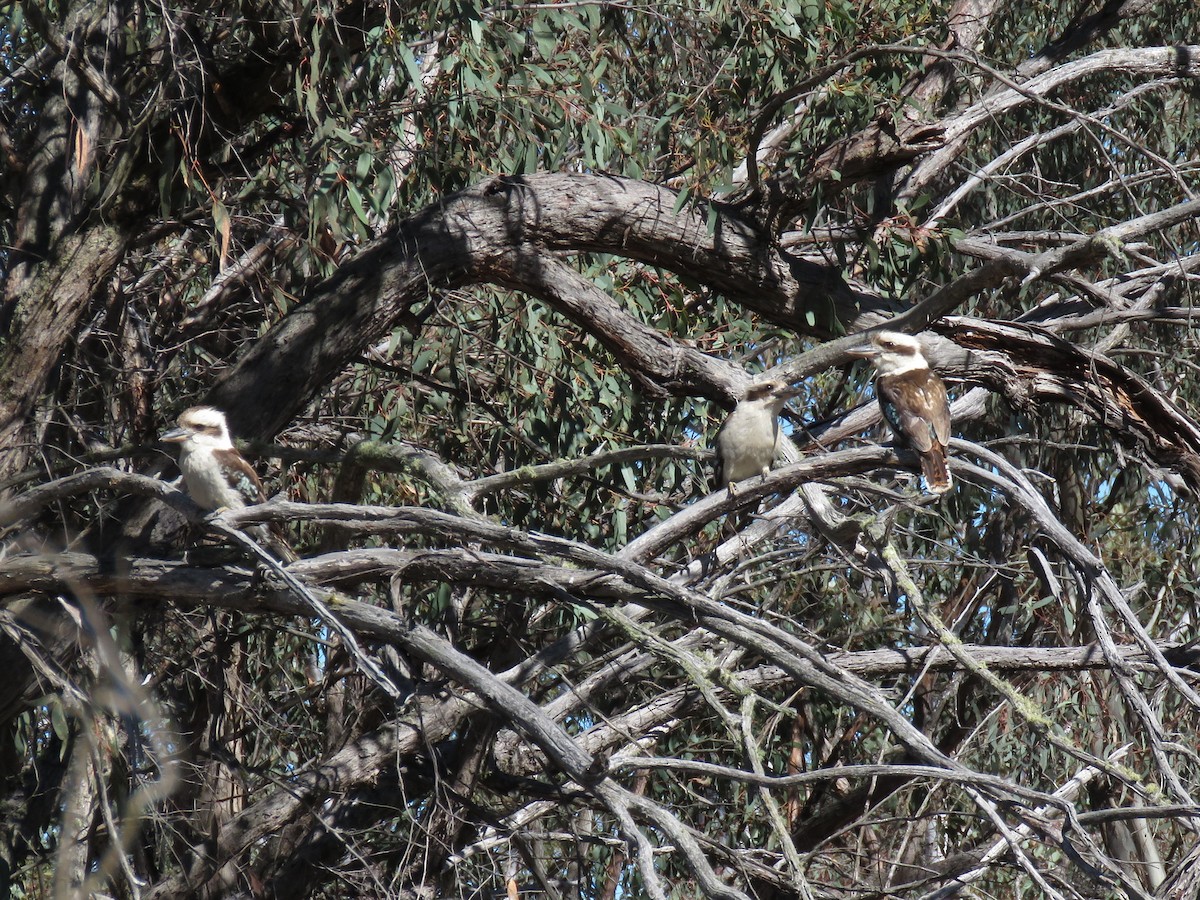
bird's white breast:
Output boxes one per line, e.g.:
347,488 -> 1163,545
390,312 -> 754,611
177,445 -> 247,510
717,401 -> 782,484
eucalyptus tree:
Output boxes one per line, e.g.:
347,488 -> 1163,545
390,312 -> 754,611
2,0 -> 1200,897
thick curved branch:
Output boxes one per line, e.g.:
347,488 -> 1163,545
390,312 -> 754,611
1021,0 -> 1160,78
956,199 -> 1200,288
209,173 -> 885,439
902,45 -> 1200,201
488,250 -> 745,401
939,319 -> 1200,490
2,548 -> 1189,678
0,466 -> 198,530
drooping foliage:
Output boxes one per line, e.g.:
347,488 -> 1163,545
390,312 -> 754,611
2,0 -> 1200,897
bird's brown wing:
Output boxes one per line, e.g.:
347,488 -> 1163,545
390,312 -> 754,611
924,375 -> 951,447
214,447 -> 298,560
878,373 -> 949,452
212,447 -> 268,504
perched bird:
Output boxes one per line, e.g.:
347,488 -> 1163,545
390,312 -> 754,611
848,331 -> 953,494
715,379 -> 804,492
162,406 -> 296,559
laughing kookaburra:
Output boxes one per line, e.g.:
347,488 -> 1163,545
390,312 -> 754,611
162,406 -> 296,559
715,379 -> 803,492
848,331 -> 953,494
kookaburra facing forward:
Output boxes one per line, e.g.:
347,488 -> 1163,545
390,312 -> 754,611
715,379 -> 803,491
849,331 -> 953,494
162,406 -> 296,559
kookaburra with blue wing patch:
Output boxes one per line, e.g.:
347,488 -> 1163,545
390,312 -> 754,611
715,379 -> 803,492
162,406 -> 297,560
849,331 -> 953,494
162,406 -> 268,510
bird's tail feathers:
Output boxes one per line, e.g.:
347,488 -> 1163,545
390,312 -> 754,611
921,450 -> 953,495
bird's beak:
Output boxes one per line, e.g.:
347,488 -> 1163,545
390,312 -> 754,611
844,345 -> 877,360
160,427 -> 191,443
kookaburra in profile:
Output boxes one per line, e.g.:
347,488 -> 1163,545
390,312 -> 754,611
715,379 -> 803,492
849,331 -> 953,494
162,406 -> 296,560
